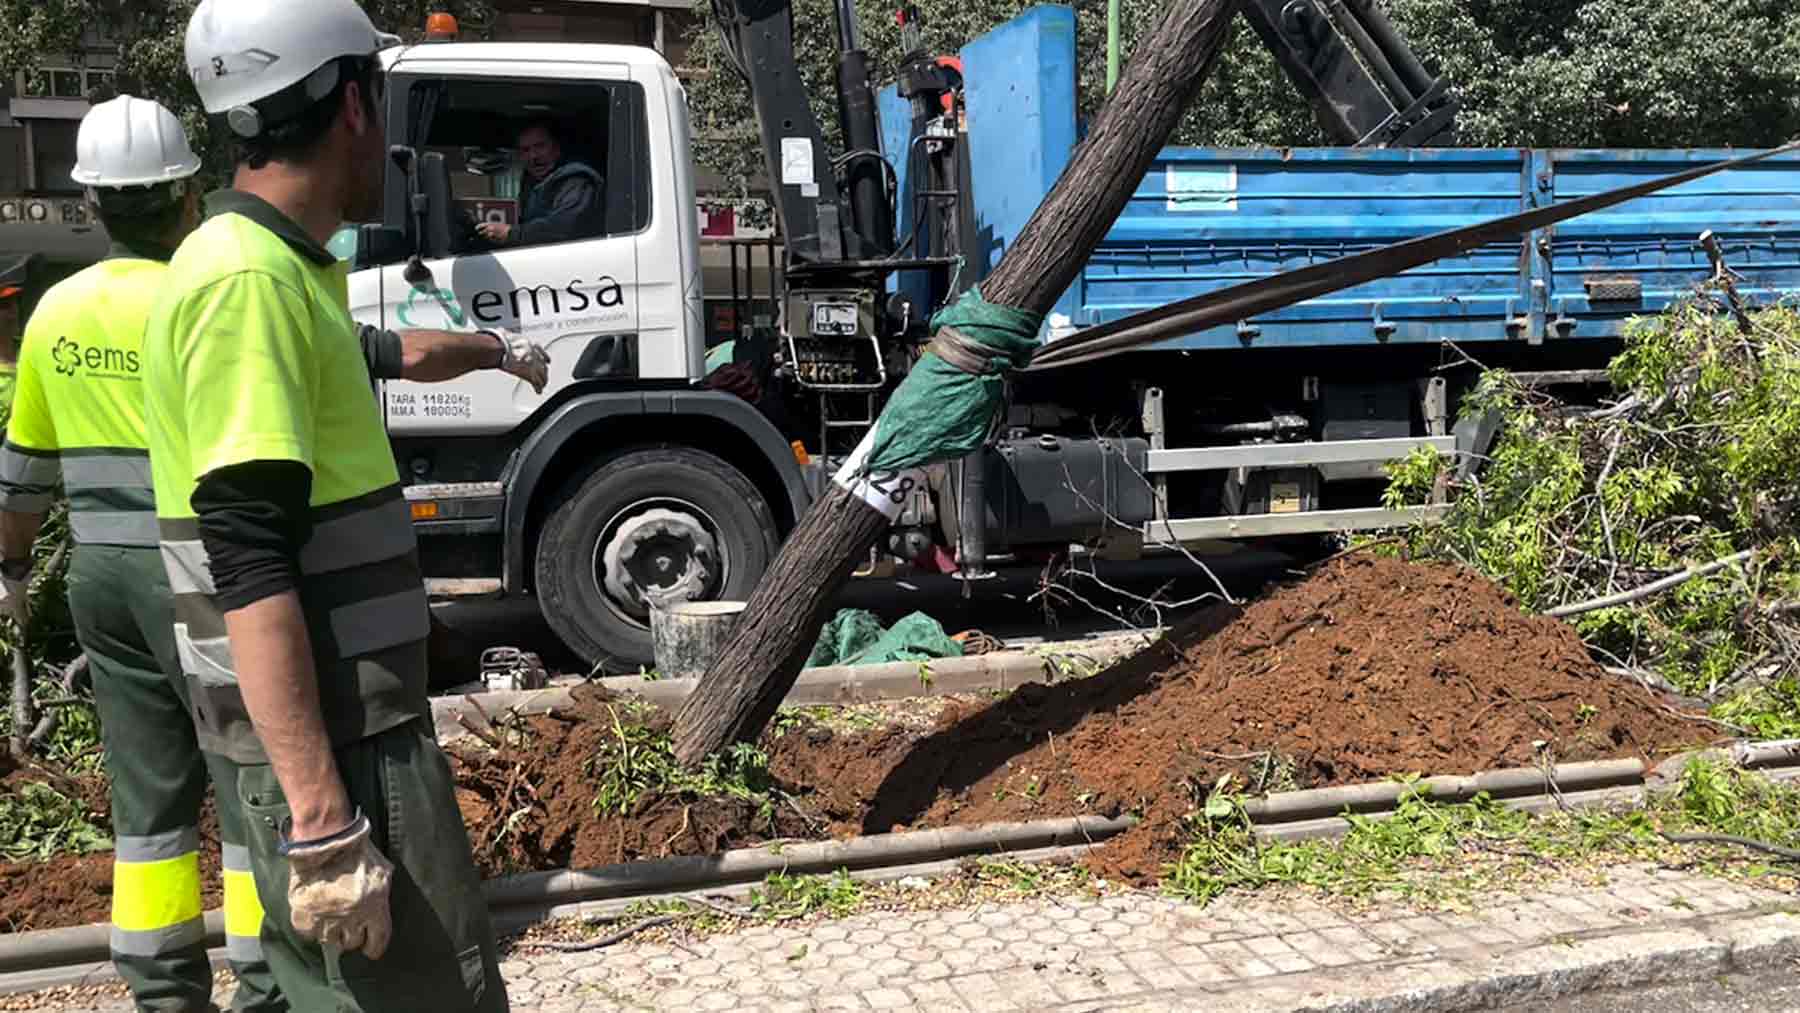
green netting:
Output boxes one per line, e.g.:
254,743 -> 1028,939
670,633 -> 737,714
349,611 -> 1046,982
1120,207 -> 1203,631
806,608 -> 965,668
862,287 -> 1043,473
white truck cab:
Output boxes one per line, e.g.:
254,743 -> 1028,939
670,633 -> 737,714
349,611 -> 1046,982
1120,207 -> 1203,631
364,42 -> 705,427
343,41 -> 812,670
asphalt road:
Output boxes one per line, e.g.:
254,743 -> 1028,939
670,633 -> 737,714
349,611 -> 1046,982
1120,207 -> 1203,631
428,545 -> 1301,681
1499,968 -> 1800,1012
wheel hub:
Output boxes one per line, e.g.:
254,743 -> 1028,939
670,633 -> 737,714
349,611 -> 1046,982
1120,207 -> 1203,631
599,506 -> 720,619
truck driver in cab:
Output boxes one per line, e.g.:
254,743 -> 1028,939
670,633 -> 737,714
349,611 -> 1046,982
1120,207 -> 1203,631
476,120 -> 604,248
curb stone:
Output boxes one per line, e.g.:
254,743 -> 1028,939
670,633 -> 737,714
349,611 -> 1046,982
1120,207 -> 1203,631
0,750 -> 1789,993
429,633 -> 1149,742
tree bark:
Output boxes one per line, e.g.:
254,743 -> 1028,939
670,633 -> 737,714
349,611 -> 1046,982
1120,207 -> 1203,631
9,640 -> 30,762
670,0 -> 1237,766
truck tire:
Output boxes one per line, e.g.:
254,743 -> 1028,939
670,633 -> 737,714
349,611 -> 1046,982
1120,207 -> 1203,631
534,446 -> 779,671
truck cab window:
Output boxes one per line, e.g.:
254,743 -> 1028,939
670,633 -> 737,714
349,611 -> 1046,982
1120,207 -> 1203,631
474,119 -> 606,249
383,77 -> 646,263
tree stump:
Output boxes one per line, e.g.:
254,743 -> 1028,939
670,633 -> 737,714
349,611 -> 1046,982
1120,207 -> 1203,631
651,600 -> 746,682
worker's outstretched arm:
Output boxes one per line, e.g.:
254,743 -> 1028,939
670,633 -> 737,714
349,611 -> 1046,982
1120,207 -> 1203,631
359,324 -> 550,392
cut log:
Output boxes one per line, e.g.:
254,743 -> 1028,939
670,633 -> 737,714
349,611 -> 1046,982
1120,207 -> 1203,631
670,0 -> 1238,765
650,600 -> 746,681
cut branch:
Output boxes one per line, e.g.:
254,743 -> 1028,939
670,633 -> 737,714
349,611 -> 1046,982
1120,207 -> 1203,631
1546,550 -> 1756,619
8,637 -> 30,762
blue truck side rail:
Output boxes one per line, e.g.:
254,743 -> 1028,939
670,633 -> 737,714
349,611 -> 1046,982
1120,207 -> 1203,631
882,6 -> 1800,351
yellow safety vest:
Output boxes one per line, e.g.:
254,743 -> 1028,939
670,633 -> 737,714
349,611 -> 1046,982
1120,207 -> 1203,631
0,256 -> 162,546
144,191 -> 427,763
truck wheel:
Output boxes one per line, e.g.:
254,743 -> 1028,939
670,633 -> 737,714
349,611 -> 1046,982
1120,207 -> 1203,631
534,447 -> 779,671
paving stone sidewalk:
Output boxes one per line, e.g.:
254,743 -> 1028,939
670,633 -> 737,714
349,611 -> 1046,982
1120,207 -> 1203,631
27,863 -> 1800,1011
491,864 -> 1798,1012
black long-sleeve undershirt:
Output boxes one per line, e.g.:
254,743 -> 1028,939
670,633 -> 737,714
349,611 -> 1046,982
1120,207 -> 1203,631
192,461 -> 314,613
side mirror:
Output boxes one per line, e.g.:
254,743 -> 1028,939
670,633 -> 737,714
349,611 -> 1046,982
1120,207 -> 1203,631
418,152 -> 455,260
389,144 -> 433,286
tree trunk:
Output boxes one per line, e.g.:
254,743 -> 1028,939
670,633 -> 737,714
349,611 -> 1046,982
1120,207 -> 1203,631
670,0 -> 1237,766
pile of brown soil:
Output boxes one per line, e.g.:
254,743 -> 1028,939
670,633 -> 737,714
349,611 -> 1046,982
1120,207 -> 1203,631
0,556 -> 1722,930
451,698 -> 815,878
793,553 -> 1719,881
0,773 -> 224,932
458,555 -> 1716,883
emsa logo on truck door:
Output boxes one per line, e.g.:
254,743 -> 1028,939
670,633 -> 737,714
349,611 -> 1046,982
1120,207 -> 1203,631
396,275 -> 630,333
398,286 -> 466,329
469,275 -> 627,326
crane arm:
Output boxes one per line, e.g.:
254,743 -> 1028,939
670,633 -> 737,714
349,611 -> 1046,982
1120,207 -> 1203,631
1240,0 -> 1457,147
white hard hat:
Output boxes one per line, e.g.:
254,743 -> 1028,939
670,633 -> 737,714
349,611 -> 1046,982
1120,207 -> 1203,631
185,0 -> 400,138
71,95 -> 203,189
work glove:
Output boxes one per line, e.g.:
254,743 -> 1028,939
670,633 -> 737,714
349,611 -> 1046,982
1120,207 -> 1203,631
482,327 -> 551,394
283,810 -> 395,959
0,564 -> 28,630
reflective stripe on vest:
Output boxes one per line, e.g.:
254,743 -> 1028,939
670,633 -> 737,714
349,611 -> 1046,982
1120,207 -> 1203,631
0,445 -> 158,546
110,827 -> 205,957
159,485 -> 428,659
62,449 -> 157,547
0,442 -> 60,514
222,842 -> 265,963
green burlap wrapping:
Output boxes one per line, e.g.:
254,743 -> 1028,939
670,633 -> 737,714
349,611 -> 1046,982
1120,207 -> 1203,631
806,608 -> 964,668
861,287 -> 1043,473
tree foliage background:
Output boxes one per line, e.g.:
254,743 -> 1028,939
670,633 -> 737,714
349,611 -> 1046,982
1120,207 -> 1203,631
684,0 -> 1800,199
1,0 -> 1795,199
0,0 -> 498,186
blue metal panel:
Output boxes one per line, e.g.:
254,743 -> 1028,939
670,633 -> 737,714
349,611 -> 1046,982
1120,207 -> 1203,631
1540,149 -> 1800,338
1083,147 -> 1531,349
961,4 -> 1078,318
1074,146 -> 1800,352
894,5 -> 1800,355
877,72 -> 920,309
878,5 -> 1078,320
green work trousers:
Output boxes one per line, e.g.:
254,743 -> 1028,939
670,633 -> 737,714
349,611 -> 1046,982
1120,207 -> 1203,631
67,544 -> 284,1013
229,718 -> 508,1013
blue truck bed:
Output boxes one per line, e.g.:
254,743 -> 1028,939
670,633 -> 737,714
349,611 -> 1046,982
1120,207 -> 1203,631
881,6 -> 1800,352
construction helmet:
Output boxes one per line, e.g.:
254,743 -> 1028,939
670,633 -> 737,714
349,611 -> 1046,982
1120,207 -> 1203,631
185,0 -> 400,140
71,95 -> 203,191
72,96 -> 200,218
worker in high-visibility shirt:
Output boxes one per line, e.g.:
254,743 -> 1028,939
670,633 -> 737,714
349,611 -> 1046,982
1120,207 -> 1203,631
0,92 -> 544,1011
0,95 -> 286,1013
145,1 -> 512,1008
